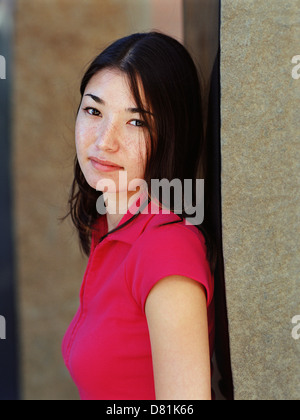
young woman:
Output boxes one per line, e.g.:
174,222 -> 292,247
62,32 -> 215,400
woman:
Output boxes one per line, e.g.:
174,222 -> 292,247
62,32 -> 215,400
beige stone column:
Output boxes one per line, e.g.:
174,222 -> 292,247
221,0 -> 300,400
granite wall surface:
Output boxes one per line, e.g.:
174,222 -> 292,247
221,0 -> 300,400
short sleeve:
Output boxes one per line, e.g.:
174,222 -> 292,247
125,221 -> 214,314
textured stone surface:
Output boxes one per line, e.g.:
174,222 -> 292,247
221,0 -> 300,400
13,0 -> 151,400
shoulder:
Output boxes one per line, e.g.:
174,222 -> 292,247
126,213 -> 214,311
139,210 -> 205,242
134,212 -> 208,263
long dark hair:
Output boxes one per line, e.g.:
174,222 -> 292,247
65,32 -> 217,273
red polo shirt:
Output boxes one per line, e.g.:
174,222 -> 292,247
62,195 -> 214,400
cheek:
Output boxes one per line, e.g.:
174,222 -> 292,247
75,121 -> 94,155
123,134 -> 148,170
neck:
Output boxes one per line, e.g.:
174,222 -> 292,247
105,188 -> 146,232
104,191 -> 127,232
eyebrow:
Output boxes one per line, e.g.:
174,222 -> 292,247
85,94 -> 105,105
84,93 -> 154,116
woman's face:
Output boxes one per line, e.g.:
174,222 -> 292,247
75,68 -> 149,198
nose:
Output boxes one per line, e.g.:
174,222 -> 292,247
95,119 -> 120,152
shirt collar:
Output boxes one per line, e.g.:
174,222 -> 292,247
93,190 -> 162,246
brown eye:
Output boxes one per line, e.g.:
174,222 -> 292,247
128,119 -> 146,127
84,107 -> 101,117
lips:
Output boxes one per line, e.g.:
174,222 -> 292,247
89,157 -> 124,171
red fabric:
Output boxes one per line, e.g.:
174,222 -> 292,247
62,197 -> 214,400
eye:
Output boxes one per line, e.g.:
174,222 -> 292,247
83,107 -> 101,117
128,119 -> 146,127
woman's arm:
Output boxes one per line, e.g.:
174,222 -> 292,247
145,275 -> 211,400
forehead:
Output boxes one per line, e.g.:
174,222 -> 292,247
84,68 -> 139,107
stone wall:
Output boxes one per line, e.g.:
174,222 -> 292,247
221,0 -> 300,400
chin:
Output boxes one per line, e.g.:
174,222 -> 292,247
82,172 -> 99,191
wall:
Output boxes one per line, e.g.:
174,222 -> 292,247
221,0 -> 300,400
